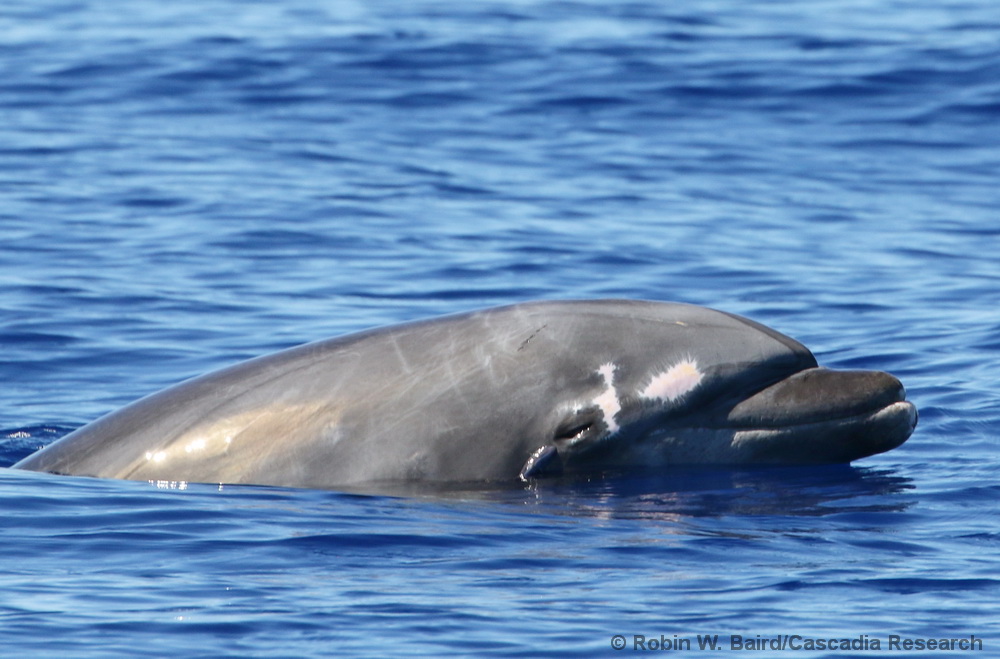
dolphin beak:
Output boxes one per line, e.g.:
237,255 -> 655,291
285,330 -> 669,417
725,367 -> 918,463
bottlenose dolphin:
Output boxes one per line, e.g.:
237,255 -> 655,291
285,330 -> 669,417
15,300 -> 917,489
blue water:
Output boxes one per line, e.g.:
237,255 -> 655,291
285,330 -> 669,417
2,0 -> 998,656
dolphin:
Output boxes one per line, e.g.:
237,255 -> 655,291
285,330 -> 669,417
14,300 -> 917,489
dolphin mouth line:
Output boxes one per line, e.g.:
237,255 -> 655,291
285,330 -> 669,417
714,366 -> 914,432
720,397 -> 914,432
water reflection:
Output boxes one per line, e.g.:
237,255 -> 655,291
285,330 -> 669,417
2,425 -> 914,523
336,464 -> 915,521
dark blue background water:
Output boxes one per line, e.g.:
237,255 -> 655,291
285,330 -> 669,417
2,1 -> 998,656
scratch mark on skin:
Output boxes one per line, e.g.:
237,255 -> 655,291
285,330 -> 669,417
593,362 -> 621,434
517,324 -> 548,352
641,359 -> 703,402
389,335 -> 413,375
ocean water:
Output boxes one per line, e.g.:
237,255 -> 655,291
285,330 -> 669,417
2,0 -> 998,656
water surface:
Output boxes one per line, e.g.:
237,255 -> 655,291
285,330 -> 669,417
2,0 -> 998,656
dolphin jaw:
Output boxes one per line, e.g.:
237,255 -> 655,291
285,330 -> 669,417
722,367 -> 912,429
729,399 -> 917,463
657,367 -> 918,464
542,367 -> 918,474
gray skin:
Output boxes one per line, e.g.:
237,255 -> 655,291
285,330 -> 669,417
14,300 -> 917,489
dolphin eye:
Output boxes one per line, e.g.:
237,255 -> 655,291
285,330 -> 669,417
553,409 -> 600,443
554,421 -> 594,441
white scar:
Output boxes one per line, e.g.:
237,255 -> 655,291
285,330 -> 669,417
593,362 -> 621,434
641,359 -> 704,402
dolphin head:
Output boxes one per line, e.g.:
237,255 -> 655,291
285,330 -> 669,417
14,298 -> 916,489
518,302 -> 917,479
